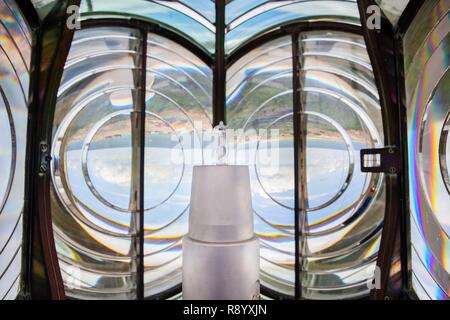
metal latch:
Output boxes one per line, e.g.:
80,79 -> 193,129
360,146 -> 401,174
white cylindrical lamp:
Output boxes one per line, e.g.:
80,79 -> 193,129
182,164 -> 260,300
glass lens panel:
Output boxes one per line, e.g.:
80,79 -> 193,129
53,26 -> 213,299
0,0 -> 31,300
227,30 -> 384,299
52,27 -> 142,299
227,36 -> 295,296
226,30 -> 384,299
144,33 -> 213,297
404,0 -> 450,300
300,30 -> 384,299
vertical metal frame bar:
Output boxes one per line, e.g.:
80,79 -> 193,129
394,0 -> 426,300
27,0 -> 81,299
213,0 -> 226,126
357,0 -> 407,300
292,31 -> 309,300
393,32 -> 413,299
138,28 -> 148,300
298,34 -> 309,302
12,0 -> 41,300
292,32 -> 301,300
129,26 -> 148,300
137,30 -> 148,300
125,22 -> 148,300
20,26 -> 40,301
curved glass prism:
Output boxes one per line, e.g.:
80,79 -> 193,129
80,0 -> 216,53
225,0 -> 361,54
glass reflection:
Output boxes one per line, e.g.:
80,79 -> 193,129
0,0 -> 31,300
404,0 -> 450,300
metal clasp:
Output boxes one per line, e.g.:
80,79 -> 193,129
360,146 -> 401,174
39,142 -> 52,176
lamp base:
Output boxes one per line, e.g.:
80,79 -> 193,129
182,236 -> 260,300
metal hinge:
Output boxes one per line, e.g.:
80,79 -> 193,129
360,146 -> 402,174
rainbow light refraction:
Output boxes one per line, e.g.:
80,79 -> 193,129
406,0 -> 450,300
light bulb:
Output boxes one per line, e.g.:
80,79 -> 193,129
215,121 -> 227,165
